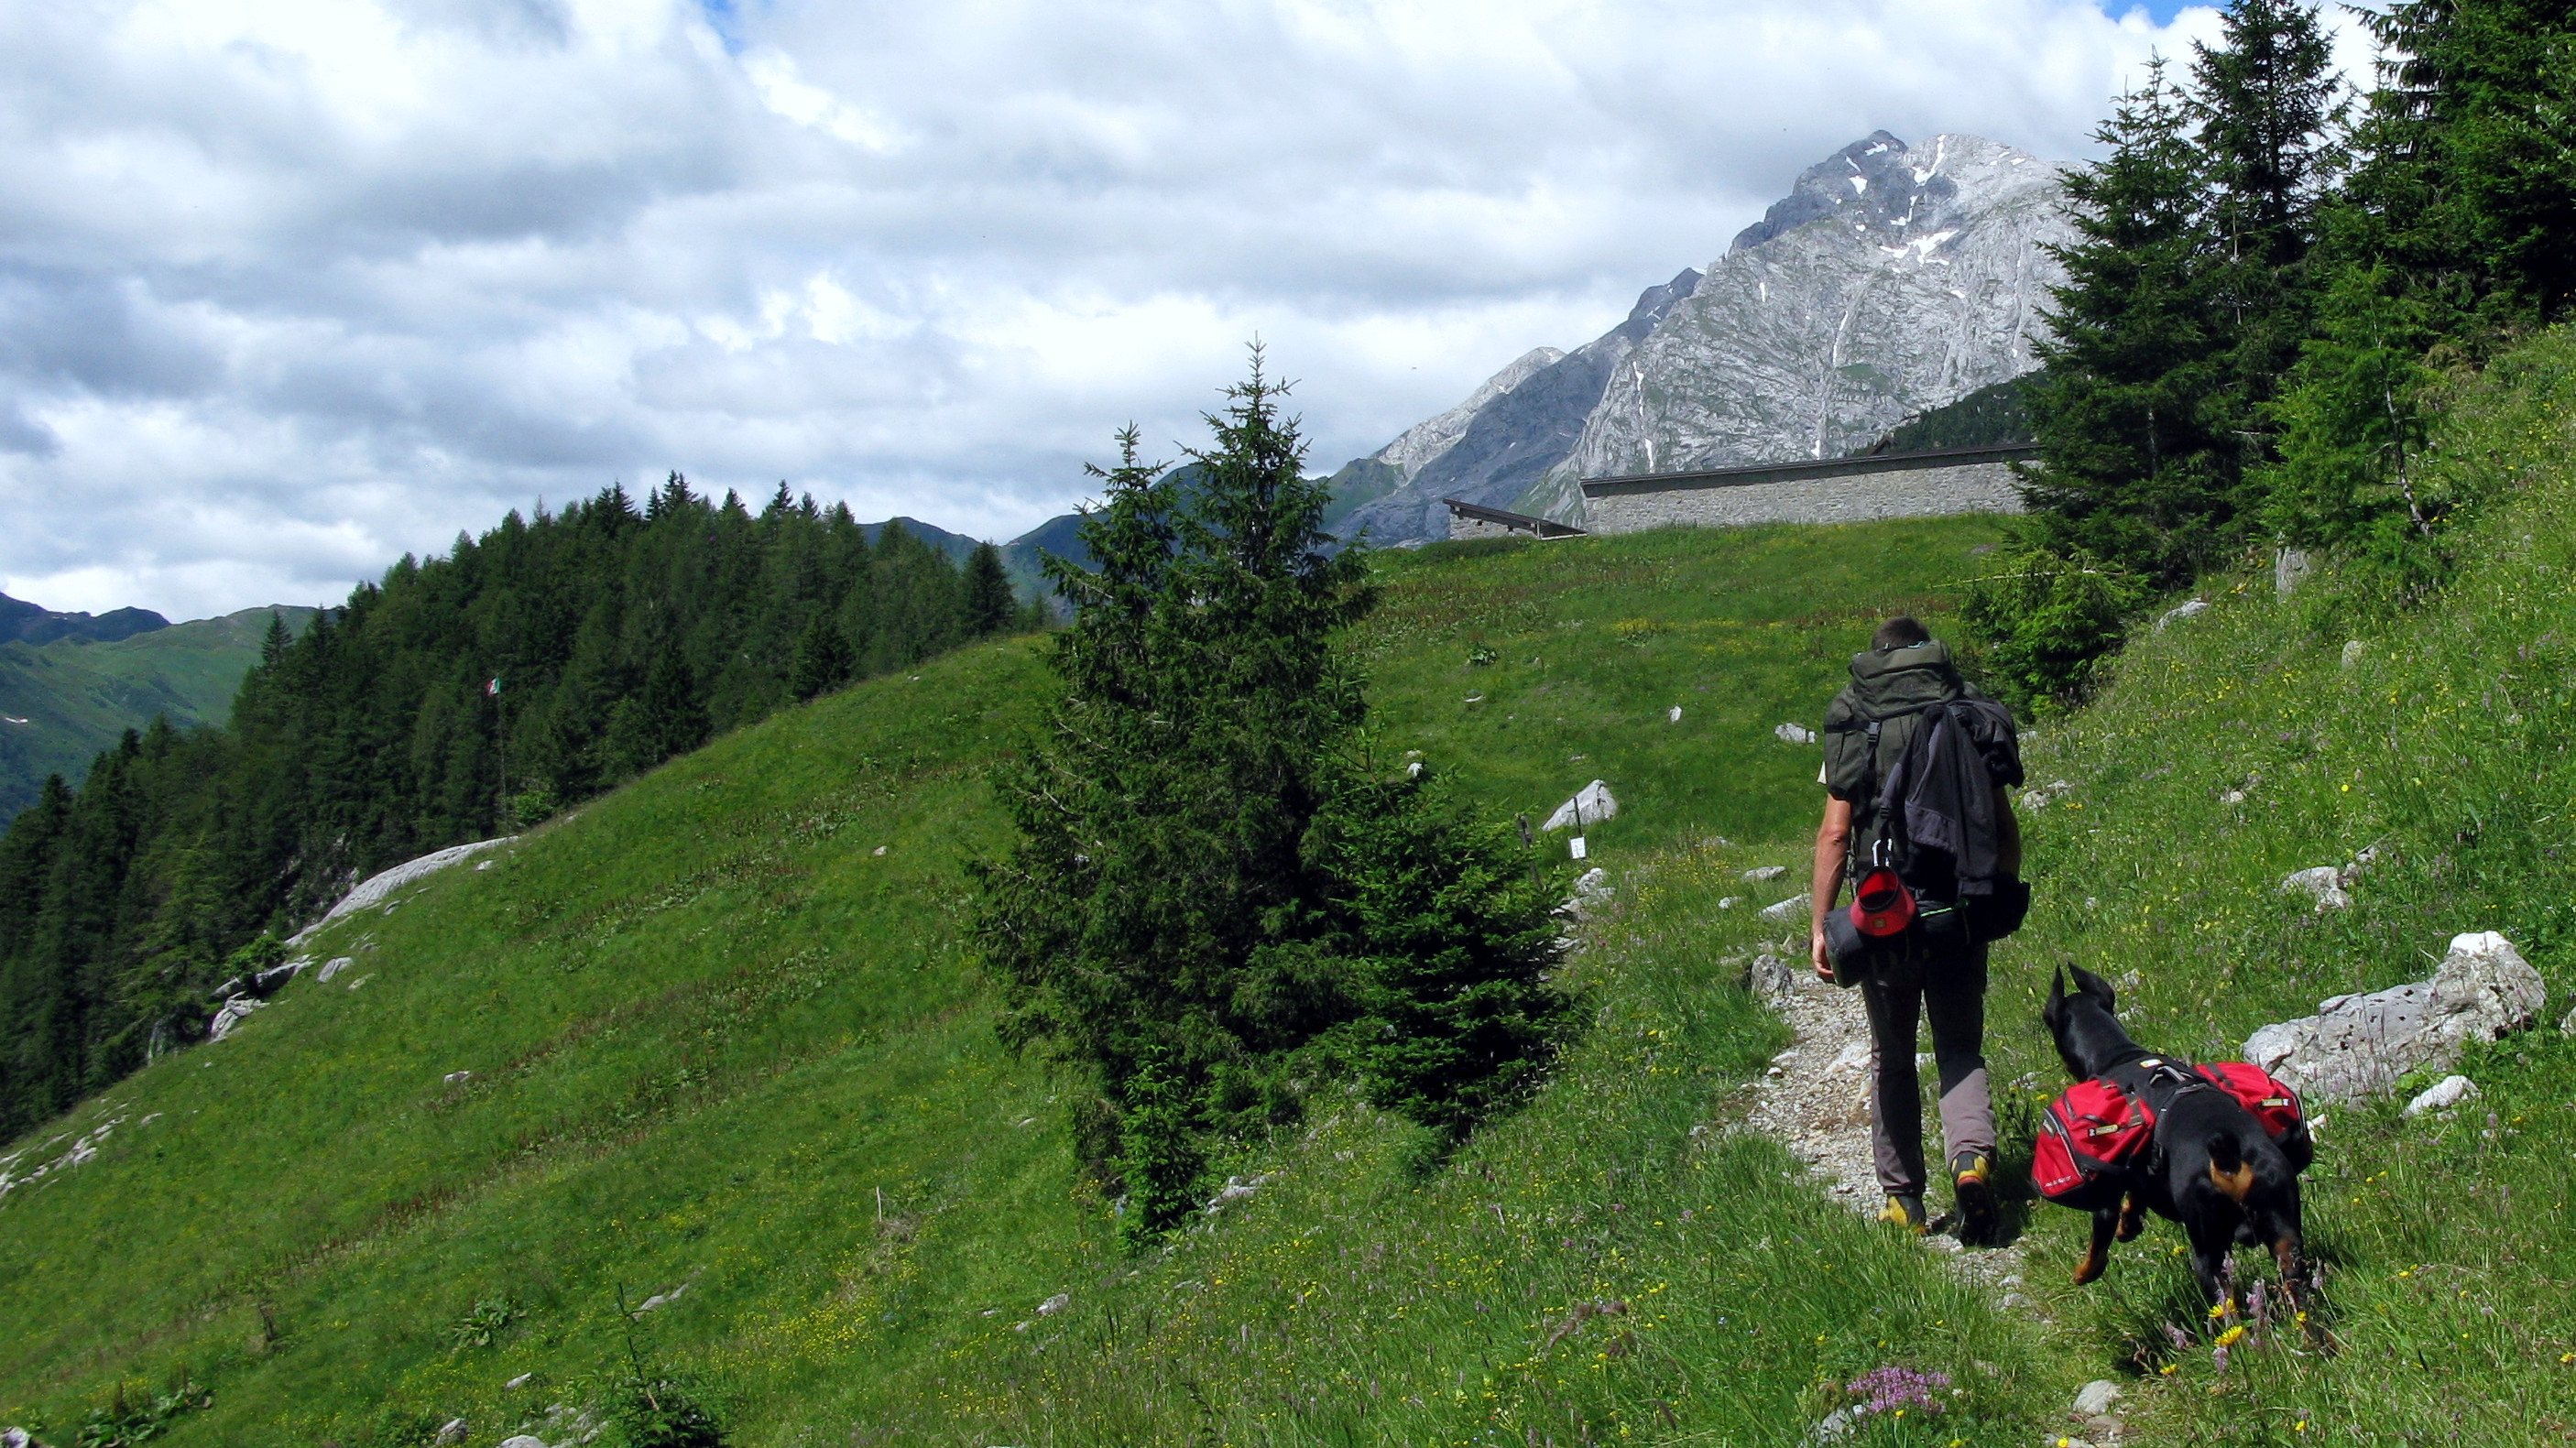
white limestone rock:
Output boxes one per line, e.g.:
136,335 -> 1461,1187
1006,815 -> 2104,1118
289,835 -> 517,945
317,956 -> 355,983
1559,867 -> 1615,921
2245,932 -> 2548,1103
1741,865 -> 1789,882
1759,893 -> 1811,923
1543,780 -> 1617,832
1745,953 -> 1802,996
2156,599 -> 2208,631
1774,722 -> 1817,745
2404,1074 -> 2479,1117
2072,1380 -> 2122,1416
208,996 -> 266,1040
2341,639 -> 2366,670
2280,866 -> 2352,911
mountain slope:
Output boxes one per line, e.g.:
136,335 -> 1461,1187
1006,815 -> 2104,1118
1334,269 -> 1702,545
0,606 -> 315,824
0,593 -> 169,648
1533,132 -> 2064,521
0,515 -> 2054,1444
1332,131 -> 2068,542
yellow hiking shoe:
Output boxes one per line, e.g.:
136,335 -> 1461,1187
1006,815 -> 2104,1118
1952,1151 -> 1998,1246
1878,1194 -> 1927,1234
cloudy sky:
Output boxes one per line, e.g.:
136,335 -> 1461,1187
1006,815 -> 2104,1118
3,0 -> 2332,619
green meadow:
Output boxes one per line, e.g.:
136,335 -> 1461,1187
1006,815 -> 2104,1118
9,322 -> 2576,1443
4,517 -> 2054,1445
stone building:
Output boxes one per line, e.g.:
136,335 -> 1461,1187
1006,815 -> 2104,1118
1576,444 -> 2034,535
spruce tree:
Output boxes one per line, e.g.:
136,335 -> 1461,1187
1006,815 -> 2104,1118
2191,0 -> 2342,461
2346,0 -> 2576,332
977,354 -> 1570,1240
959,542 -> 1017,637
2025,58 -> 2234,584
788,616 -> 856,701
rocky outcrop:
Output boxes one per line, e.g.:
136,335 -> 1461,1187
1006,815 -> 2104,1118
2243,932 -> 2548,1103
1323,131 -> 2071,544
289,835 -> 515,945
1333,273 -> 1700,545
1531,134 -> 2066,522
1543,780 -> 1618,833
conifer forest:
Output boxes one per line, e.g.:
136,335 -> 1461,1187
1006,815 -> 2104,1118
0,477 -> 1028,1138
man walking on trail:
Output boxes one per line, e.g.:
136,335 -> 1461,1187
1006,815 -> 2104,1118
1806,615 -> 2024,1241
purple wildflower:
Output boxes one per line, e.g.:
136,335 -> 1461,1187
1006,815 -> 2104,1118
1845,1366 -> 1950,1415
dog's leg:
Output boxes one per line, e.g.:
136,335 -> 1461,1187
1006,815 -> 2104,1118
2186,1216 -> 2233,1315
2114,1191 -> 2146,1243
2073,1206 -> 2119,1285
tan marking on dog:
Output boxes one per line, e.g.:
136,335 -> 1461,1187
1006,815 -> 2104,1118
2115,1194 -> 2146,1242
2209,1159 -> 2254,1203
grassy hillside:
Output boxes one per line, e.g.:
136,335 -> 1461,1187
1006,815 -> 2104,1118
1972,332 -> 2576,1443
16,330 -> 2576,1448
0,606 -> 315,823
0,515 -> 2047,1445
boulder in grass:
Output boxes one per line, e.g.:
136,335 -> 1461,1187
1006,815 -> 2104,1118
2156,599 -> 2208,632
2404,1074 -> 2478,1117
2279,866 -> 2352,911
208,997 -> 265,1040
1559,867 -> 1614,920
2244,932 -> 2547,1103
1759,893 -> 1810,923
1543,780 -> 1617,833
1775,722 -> 1817,746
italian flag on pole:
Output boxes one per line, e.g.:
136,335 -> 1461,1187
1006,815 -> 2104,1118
487,677 -> 501,696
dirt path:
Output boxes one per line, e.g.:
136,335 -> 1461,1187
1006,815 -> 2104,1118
1731,943 -> 2043,1317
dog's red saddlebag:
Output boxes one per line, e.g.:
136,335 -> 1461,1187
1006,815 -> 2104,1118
2196,1062 -> 2307,1141
2034,1077 -> 2156,1208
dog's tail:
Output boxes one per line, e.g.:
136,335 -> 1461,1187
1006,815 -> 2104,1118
2206,1132 -> 2254,1203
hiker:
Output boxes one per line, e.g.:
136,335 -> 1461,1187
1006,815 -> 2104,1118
1806,615 -> 2027,1240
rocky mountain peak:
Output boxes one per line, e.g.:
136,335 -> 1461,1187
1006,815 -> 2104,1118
1285,132 -> 2068,547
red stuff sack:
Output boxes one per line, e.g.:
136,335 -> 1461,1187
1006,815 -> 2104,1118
2196,1062 -> 2313,1170
2034,1078 -> 2157,1209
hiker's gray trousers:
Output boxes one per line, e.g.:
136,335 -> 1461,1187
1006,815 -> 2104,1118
1860,941 -> 1996,1199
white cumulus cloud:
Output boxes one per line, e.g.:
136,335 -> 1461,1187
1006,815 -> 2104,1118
0,0 -> 2341,618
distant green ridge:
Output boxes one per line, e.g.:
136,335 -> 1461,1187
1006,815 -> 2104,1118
0,606 -> 316,823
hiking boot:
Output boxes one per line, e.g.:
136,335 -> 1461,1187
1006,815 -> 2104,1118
1952,1150 -> 1998,1245
1877,1194 -> 1927,1234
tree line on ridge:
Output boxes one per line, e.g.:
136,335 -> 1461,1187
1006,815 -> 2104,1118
0,475 -> 1031,1140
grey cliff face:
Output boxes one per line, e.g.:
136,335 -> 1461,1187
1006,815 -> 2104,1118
1325,132 -> 2069,543
1536,133 -> 2067,520
1334,268 -> 1700,547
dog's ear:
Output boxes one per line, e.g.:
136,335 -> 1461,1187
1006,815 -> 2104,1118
2069,964 -> 2116,1008
2045,966 -> 2068,1027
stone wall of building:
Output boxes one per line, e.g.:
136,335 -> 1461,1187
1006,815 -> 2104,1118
1583,461 -> 2025,535
1446,511 -> 1525,541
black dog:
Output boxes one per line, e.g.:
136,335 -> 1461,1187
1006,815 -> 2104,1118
2042,966 -> 2311,1310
